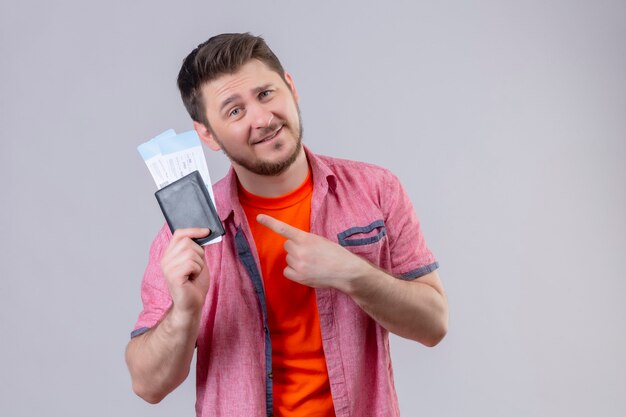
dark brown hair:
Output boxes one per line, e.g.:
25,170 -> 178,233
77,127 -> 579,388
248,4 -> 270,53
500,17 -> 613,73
177,33 -> 287,127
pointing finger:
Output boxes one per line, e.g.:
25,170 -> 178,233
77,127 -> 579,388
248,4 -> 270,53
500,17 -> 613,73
256,214 -> 304,241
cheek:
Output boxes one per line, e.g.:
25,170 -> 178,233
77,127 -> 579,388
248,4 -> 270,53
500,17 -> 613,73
217,122 -> 249,143
289,101 -> 301,121
232,124 -> 251,143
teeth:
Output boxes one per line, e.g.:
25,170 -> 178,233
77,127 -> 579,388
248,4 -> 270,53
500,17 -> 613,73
256,126 -> 280,144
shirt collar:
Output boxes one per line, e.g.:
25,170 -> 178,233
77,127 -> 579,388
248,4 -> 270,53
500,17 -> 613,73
215,145 -> 336,223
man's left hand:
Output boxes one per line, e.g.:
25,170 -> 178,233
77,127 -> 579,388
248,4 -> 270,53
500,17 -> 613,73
256,214 -> 372,292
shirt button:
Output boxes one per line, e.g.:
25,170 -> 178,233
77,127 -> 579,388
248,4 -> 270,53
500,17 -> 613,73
268,372 -> 273,379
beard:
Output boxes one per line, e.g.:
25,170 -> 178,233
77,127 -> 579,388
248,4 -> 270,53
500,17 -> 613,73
211,107 -> 304,176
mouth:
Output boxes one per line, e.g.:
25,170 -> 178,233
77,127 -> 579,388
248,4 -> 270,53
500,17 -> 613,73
252,125 -> 283,145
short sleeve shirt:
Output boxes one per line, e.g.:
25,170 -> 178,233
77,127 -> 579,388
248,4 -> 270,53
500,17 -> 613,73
131,146 -> 438,417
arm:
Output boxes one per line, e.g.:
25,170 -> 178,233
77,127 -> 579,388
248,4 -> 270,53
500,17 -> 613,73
125,228 -> 211,403
343,267 -> 447,346
256,214 -> 448,346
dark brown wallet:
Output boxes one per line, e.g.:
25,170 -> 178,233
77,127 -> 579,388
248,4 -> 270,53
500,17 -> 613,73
154,170 -> 225,245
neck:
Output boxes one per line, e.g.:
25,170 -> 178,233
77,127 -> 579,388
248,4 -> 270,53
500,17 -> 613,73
233,148 -> 309,197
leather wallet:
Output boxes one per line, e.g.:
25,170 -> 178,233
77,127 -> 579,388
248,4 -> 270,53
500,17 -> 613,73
155,170 -> 225,245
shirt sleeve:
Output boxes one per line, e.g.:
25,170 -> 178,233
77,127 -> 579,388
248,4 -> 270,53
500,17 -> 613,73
130,224 -> 173,338
382,172 -> 439,280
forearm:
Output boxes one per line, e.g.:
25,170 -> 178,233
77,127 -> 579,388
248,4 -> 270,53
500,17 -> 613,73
254,214 -> 448,344
125,307 -> 201,403
345,267 -> 448,346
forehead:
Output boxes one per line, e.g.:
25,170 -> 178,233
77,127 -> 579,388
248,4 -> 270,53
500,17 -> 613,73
200,59 -> 284,111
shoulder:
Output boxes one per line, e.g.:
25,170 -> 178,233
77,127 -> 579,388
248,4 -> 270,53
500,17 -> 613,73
316,153 -> 398,185
212,173 -> 232,198
316,155 -> 395,177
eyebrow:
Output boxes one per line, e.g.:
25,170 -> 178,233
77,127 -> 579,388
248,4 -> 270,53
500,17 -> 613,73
219,84 -> 275,113
219,94 -> 241,113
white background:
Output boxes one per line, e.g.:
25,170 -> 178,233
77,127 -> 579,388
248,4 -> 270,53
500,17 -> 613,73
1,1 -> 625,416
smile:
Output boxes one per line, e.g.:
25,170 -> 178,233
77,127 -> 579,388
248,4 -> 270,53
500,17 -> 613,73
253,125 -> 283,145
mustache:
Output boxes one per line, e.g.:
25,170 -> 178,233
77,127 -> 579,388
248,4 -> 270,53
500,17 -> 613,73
251,119 -> 285,143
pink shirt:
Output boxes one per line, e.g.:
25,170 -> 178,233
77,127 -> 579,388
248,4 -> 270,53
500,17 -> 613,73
132,147 -> 438,417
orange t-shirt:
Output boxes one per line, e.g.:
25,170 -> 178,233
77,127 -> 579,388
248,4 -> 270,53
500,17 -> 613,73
239,171 -> 336,417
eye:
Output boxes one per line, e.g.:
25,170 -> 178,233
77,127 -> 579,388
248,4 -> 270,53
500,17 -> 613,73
228,107 -> 242,117
259,90 -> 273,99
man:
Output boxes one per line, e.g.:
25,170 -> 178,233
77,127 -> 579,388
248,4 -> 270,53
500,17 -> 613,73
126,33 -> 448,417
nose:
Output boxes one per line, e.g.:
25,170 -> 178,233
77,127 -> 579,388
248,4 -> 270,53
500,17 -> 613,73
249,104 -> 274,129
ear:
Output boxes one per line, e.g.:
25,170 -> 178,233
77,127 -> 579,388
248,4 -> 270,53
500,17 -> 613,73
284,71 -> 299,103
193,121 -> 221,151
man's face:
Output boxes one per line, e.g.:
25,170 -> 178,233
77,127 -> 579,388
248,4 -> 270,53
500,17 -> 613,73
195,59 -> 303,176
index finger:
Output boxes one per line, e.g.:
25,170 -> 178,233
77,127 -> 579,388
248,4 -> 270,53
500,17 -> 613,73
256,214 -> 304,241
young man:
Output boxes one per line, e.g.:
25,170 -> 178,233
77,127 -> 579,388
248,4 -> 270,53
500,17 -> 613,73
126,33 -> 448,417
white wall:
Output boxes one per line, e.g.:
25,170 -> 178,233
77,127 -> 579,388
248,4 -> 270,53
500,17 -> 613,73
1,1 -> 625,416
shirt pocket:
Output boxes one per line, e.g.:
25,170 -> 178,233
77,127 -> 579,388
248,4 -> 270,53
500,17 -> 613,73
336,220 -> 387,265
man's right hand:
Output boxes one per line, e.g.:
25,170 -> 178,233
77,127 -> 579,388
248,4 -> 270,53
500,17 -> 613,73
160,228 -> 211,321
126,227 -> 211,404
